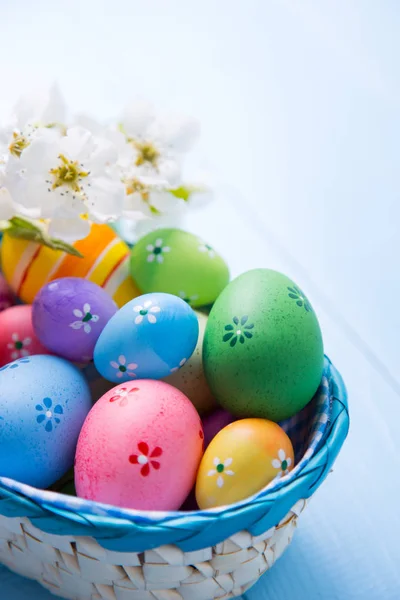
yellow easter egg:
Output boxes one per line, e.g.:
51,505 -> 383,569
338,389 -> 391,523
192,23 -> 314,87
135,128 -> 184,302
1,224 -> 141,307
163,311 -> 216,415
195,418 -> 294,509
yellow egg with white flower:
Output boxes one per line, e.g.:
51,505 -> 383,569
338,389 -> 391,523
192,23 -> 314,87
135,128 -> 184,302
195,418 -> 294,509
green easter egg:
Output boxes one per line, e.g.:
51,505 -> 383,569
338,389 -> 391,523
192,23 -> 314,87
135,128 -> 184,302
203,269 -> 324,421
129,229 -> 230,308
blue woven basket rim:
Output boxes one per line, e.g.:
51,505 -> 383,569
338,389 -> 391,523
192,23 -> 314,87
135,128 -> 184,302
0,355 -> 348,526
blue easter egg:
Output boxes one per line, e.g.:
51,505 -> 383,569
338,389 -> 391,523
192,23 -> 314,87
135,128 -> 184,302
0,355 -> 92,488
94,293 -> 199,383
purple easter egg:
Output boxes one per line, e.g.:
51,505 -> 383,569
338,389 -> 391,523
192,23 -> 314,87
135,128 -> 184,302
32,278 -> 118,362
202,408 -> 234,449
0,273 -> 15,312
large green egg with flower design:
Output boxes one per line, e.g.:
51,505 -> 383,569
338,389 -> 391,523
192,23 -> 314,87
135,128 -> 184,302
203,269 -> 324,421
129,229 -> 230,308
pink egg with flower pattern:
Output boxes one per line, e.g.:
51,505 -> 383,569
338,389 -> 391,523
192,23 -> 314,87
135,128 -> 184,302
0,305 -> 51,367
75,379 -> 204,510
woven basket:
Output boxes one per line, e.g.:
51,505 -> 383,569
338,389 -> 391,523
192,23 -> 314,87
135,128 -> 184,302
0,357 -> 349,600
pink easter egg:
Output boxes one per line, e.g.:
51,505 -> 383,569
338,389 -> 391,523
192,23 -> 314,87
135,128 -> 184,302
0,273 -> 15,312
75,380 -> 204,510
0,305 -> 51,367
202,408 -> 234,450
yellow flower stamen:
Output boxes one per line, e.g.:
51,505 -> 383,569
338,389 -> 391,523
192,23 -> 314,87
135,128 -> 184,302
125,177 -> 160,215
9,132 -> 30,158
49,154 -> 89,193
127,138 -> 160,168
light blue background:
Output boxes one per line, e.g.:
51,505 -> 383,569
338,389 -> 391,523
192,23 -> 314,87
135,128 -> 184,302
0,1 -> 399,598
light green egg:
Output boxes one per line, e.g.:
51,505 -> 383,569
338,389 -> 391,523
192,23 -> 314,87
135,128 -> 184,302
163,311 -> 216,415
203,269 -> 324,422
129,229 -> 230,308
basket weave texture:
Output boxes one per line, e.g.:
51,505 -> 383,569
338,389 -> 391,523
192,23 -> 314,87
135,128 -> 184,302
0,358 -> 349,600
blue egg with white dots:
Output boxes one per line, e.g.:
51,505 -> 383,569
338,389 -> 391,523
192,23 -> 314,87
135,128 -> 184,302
0,355 -> 92,488
94,293 -> 199,383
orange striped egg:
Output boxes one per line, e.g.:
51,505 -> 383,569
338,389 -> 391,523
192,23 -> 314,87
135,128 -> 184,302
1,224 -> 141,307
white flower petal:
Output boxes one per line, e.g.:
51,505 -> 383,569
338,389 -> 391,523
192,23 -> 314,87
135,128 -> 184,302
11,333 -> 19,342
11,351 -> 18,360
20,349 -> 30,357
147,314 -> 157,324
170,367 -> 178,373
7,343 -> 14,349
48,216 -> 91,244
134,315 -> 143,324
163,246 -> 171,253
91,315 -> 99,323
278,449 -> 286,461
146,244 -> 155,252
272,459 -> 281,469
144,300 -> 153,308
127,371 -> 137,377
156,255 -> 164,263
150,306 -> 161,313
22,337 -> 31,345
224,458 -> 233,467
213,457 -> 220,466
70,321 -> 83,329
133,305 -> 143,312
147,254 -> 155,262
118,355 -> 126,366
116,371 -> 123,378
83,303 -> 91,314
217,476 -> 224,488
73,309 -> 83,318
286,457 -> 292,468
83,324 -> 91,334
127,363 -> 138,370
154,238 -> 163,247
110,361 -> 119,369
225,470 -> 234,476
207,470 -> 216,477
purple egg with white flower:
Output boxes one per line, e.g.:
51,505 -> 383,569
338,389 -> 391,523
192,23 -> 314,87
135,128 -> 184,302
32,277 -> 118,363
94,292 -> 199,383
0,354 -> 92,488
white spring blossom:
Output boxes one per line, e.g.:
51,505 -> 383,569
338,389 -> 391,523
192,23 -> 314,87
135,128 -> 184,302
0,87 -> 212,245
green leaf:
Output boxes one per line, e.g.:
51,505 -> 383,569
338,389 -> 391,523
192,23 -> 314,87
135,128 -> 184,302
170,185 -> 205,202
0,217 -> 83,258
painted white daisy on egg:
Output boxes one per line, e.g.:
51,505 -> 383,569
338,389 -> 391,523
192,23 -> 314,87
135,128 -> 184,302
198,242 -> 215,258
7,333 -> 31,360
207,457 -> 235,488
110,355 -> 138,379
133,300 -> 161,324
146,238 -> 170,263
70,303 -> 99,333
272,449 -> 292,476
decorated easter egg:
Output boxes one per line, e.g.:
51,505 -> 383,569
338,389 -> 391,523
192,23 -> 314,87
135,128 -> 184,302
130,228 -> 230,307
94,293 -> 199,383
0,305 -> 51,367
203,269 -> 324,421
0,273 -> 15,312
202,408 -> 234,449
163,311 -> 215,415
32,278 -> 118,362
0,355 -> 92,488
1,224 -> 141,307
75,380 -> 204,510
196,418 -> 294,509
